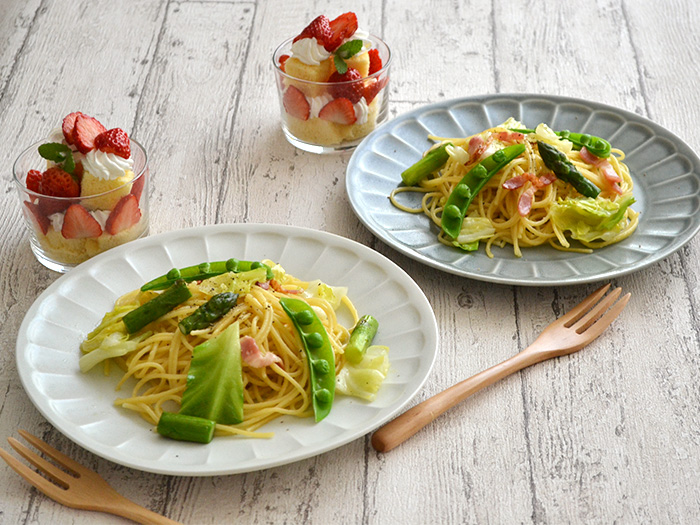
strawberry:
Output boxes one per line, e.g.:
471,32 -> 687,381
327,12 -> 358,51
26,169 -> 43,193
73,114 -> 107,154
37,166 -> 79,215
293,15 -> 333,49
40,167 -> 80,197
61,111 -> 84,145
73,161 -> 84,182
130,170 -> 146,201
283,85 -> 310,120
368,49 -> 383,75
23,201 -> 50,235
328,68 -> 364,103
62,204 -> 102,239
94,128 -> 131,158
105,194 -> 141,235
364,75 -> 388,103
318,98 -> 357,125
278,54 -> 290,72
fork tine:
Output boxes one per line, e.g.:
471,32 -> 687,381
0,446 -> 69,503
577,291 -> 631,338
18,430 -> 82,475
571,287 -> 623,333
561,283 -> 611,327
8,437 -> 73,488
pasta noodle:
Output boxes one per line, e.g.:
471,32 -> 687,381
390,121 -> 639,257
98,264 -> 359,439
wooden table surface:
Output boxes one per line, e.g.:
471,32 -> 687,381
2,1 -> 699,523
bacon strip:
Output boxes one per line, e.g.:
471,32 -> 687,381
240,336 -> 282,368
518,186 -> 536,216
502,172 -> 556,216
467,135 -> 488,162
579,147 -> 622,194
495,131 -> 525,144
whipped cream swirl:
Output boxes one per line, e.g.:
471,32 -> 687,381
82,149 -> 134,180
290,38 -> 331,66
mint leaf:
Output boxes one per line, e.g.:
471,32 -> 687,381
334,54 -> 348,75
38,142 -> 75,174
336,39 -> 363,59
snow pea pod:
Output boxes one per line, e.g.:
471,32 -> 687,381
279,297 -> 335,422
537,142 -> 601,199
512,128 -> 611,158
141,258 -> 273,291
441,144 -> 526,239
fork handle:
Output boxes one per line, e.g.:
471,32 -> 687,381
102,494 -> 182,525
371,347 -> 546,452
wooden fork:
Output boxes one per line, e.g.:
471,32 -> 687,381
372,283 -> 630,453
0,429 -> 182,524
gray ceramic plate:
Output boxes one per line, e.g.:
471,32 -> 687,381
346,94 -> 700,286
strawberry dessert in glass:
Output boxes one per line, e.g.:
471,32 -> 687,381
13,112 -> 149,272
273,12 -> 391,153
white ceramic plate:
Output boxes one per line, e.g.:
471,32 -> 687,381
15,224 -> 438,476
347,94 -> 700,285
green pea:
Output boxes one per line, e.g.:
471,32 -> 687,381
305,332 -> 323,349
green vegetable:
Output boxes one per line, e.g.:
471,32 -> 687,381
279,297 -> 335,422
122,279 -> 192,334
156,412 -> 216,444
344,315 -> 379,364
513,128 -> 611,158
179,292 -> 239,335
333,39 -> 363,75
401,143 -> 452,186
441,144 -> 526,239
451,217 -> 496,252
336,345 -> 390,401
38,142 -> 75,174
179,322 -> 244,424
79,330 -> 151,373
80,303 -> 139,354
197,267 -> 269,296
538,141 -> 601,199
141,259 -> 273,291
304,280 -> 347,310
551,195 -> 636,242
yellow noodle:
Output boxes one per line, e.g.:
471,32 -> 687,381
389,126 -> 638,258
101,270 -> 358,439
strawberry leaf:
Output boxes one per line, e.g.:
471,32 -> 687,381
38,142 -> 75,174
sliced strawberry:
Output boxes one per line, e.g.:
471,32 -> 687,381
328,68 -> 364,103
130,170 -> 146,201
23,201 -> 50,235
73,161 -> 84,182
73,114 -> 107,154
327,12 -> 358,51
26,169 -> 43,193
105,194 -> 141,235
368,48 -> 382,75
38,166 -> 80,215
283,85 -> 310,120
62,111 -> 84,145
278,54 -> 290,72
293,15 -> 333,49
318,97 -> 357,125
62,204 -> 102,239
94,128 -> 131,158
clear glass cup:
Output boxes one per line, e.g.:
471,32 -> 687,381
13,139 -> 150,273
272,34 -> 391,154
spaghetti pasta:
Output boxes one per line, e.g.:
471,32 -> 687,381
390,120 -> 639,257
81,261 -> 383,440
